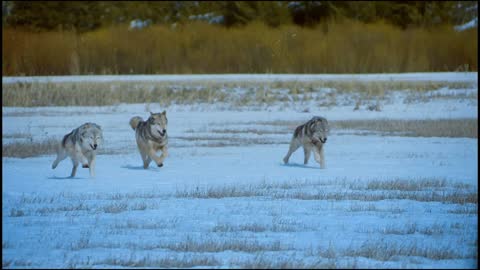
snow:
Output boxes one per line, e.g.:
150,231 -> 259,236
189,13 -> 224,24
2,73 -> 478,268
129,19 -> 152,30
454,17 -> 478,31
2,72 -> 478,84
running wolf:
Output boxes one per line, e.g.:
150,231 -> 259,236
283,116 -> 329,168
129,111 -> 168,169
52,122 -> 103,177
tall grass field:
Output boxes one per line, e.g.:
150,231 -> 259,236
3,20 -> 477,75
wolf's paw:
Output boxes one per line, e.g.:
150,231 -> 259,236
157,163 -> 164,167
283,157 -> 289,164
82,164 -> 89,168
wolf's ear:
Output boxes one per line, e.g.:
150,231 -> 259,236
150,111 -> 154,116
161,110 -> 166,116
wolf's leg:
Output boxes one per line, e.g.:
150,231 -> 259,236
283,138 -> 301,164
303,144 -> 312,165
142,153 -> 152,169
147,147 -> 168,167
319,146 -> 325,169
313,145 -> 325,169
70,160 -> 79,177
52,146 -> 67,169
70,149 -> 87,177
85,151 -> 96,177
157,146 -> 169,167
72,145 -> 89,167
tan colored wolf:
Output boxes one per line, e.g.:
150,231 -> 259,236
52,122 -> 103,177
129,111 -> 168,169
283,116 -> 329,168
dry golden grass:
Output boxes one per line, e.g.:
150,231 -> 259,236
2,138 -> 58,158
2,79 -> 473,107
332,119 -> 478,138
221,118 -> 478,139
3,20 -> 477,75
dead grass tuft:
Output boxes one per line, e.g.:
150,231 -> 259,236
344,239 -> 469,260
2,137 -> 59,158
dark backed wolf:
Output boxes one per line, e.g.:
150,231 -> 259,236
283,116 -> 329,168
52,122 -> 103,177
129,111 -> 168,169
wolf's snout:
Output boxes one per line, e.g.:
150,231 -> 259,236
162,129 -> 166,134
320,138 -> 327,143
94,144 -> 98,148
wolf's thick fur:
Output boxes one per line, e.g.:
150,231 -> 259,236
283,116 -> 329,168
130,111 -> 168,169
52,122 -> 103,177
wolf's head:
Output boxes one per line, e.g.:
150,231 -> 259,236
80,123 -> 103,151
310,116 -> 329,144
148,111 -> 168,138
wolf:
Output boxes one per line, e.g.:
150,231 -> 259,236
129,111 -> 168,169
52,122 -> 103,177
283,116 -> 329,168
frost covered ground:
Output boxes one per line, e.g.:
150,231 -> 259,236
2,73 -> 478,268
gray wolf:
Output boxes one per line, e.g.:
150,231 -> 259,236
283,116 -> 329,168
52,122 -> 103,177
129,111 -> 168,169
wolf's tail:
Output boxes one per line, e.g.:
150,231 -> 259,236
129,116 -> 143,130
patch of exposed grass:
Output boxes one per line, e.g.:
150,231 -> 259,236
9,208 -> 25,217
344,239 -> 470,261
212,223 -> 268,233
243,118 -> 478,138
279,189 -> 477,205
102,202 -> 128,214
347,203 -> 378,212
70,232 -> 92,251
2,79 -> 474,107
2,136 -> 124,158
9,178 -> 476,207
447,205 -> 478,215
236,254 -> 342,269
65,235 -> 286,253
2,133 -> 34,139
2,137 -> 59,158
379,223 -> 445,236
331,118 -> 478,138
176,184 -> 263,199
85,254 -> 219,268
207,128 -> 290,135
176,178 -> 478,204
174,135 -> 287,147
2,241 -> 13,249
359,178 -> 449,191
36,203 -> 90,215
165,237 -> 286,253
109,219 -> 178,230
212,217 -> 304,233
4,259 -> 32,268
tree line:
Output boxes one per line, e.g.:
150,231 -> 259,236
3,1 -> 477,32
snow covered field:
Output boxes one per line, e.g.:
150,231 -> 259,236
2,72 -> 477,84
2,73 -> 478,268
